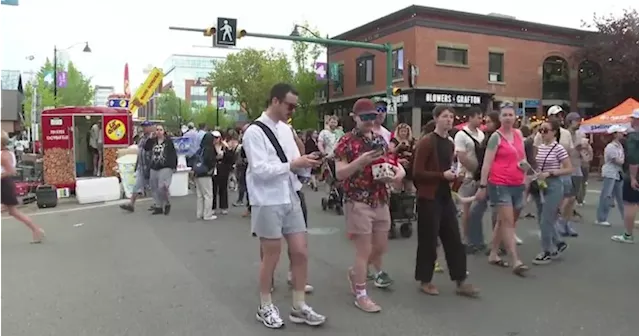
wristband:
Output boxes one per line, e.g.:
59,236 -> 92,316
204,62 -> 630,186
478,184 -> 487,189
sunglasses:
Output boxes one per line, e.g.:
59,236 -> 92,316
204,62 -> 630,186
500,101 -> 515,108
539,128 -> 551,134
358,112 -> 379,122
376,105 -> 387,113
283,102 -> 297,111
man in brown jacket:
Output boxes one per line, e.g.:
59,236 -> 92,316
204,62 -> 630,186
412,105 -> 479,297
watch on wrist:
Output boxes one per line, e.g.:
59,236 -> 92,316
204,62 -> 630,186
478,184 -> 487,189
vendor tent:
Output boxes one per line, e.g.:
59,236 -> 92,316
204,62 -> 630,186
580,98 -> 639,134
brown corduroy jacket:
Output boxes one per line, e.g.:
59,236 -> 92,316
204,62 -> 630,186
412,132 -> 454,200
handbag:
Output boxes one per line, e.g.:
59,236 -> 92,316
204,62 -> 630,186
192,148 -> 210,176
529,143 -> 557,194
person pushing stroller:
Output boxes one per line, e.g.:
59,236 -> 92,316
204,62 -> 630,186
318,116 -> 344,212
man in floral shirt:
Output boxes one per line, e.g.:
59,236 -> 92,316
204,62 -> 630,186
334,98 -> 404,313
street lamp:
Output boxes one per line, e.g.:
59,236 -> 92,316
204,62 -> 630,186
290,25 -> 331,108
53,41 -> 91,105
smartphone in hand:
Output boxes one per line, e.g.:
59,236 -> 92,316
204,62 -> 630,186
310,151 -> 327,160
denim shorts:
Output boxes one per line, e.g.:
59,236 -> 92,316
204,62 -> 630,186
487,183 -> 526,209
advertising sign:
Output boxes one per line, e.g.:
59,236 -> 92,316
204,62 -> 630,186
130,67 -> 164,118
103,115 -> 129,146
41,115 -> 72,149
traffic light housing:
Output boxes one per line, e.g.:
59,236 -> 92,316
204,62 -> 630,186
204,27 -> 216,37
238,29 -> 247,39
391,87 -> 401,96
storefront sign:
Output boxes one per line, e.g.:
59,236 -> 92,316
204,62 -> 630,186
103,115 -> 129,146
424,93 -> 482,106
42,115 -> 72,149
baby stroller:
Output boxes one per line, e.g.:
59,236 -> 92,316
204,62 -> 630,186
320,158 -> 344,215
388,191 -> 415,239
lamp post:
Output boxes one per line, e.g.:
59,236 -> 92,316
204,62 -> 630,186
53,42 -> 91,105
290,25 -> 330,108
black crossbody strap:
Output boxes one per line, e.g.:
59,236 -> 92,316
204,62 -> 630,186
540,143 -> 557,172
252,121 -> 288,163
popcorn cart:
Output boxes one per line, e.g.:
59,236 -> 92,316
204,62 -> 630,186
40,106 -> 134,191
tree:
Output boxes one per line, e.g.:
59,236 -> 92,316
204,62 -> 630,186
192,105 -> 235,130
156,89 -> 192,131
207,48 -> 293,119
23,59 -> 94,126
575,9 -> 639,108
290,22 -> 324,130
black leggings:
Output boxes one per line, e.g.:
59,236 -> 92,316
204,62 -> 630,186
212,174 -> 229,210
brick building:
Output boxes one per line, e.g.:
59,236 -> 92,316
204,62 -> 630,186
325,5 -> 599,132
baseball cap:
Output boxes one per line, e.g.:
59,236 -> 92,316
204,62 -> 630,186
352,98 -> 377,115
547,105 -> 563,116
187,122 -> 195,128
565,112 -> 581,124
632,109 -> 639,119
140,120 -> 153,127
607,125 -> 627,134
211,130 -> 222,137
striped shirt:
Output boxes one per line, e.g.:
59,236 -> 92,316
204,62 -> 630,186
535,141 -> 568,172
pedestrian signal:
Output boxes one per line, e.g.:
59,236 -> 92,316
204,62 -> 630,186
204,27 -> 216,37
238,29 -> 247,39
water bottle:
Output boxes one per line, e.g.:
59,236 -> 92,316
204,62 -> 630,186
298,168 -> 311,184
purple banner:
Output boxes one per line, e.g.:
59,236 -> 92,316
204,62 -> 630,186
217,96 -> 225,108
314,62 -> 327,80
57,71 -> 67,88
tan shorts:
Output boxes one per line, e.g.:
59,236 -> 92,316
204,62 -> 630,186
345,201 -> 391,235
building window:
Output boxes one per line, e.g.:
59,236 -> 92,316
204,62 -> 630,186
332,64 -> 344,94
488,52 -> 504,82
190,86 -> 207,96
392,48 -> 404,79
355,56 -> 374,86
437,47 -> 468,66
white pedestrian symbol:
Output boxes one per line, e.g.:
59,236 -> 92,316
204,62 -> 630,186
221,20 -> 233,41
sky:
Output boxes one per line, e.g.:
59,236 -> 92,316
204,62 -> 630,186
0,0 -> 636,92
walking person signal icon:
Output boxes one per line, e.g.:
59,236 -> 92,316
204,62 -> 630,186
216,17 -> 237,47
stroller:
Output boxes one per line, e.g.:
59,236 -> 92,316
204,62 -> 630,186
320,159 -> 344,215
388,191 -> 415,239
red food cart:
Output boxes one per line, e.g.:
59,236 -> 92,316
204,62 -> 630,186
40,106 -> 134,190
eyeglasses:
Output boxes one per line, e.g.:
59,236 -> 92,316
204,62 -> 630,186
358,112 -> 379,122
500,101 -> 515,108
539,128 -> 551,134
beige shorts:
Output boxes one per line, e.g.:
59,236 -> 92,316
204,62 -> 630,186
345,201 -> 391,235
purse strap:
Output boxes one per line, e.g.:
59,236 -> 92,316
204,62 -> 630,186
539,143 -> 557,172
252,121 -> 288,163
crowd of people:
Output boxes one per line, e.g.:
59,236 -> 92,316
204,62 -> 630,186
1,80 -> 638,330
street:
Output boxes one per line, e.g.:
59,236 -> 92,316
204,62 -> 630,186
2,181 -> 638,336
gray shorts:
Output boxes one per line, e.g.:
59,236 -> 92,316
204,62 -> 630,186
251,192 -> 307,239
133,172 -> 148,194
458,178 -> 478,197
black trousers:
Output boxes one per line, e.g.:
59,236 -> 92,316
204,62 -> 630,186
212,174 -> 229,210
236,169 -> 248,203
415,195 -> 467,283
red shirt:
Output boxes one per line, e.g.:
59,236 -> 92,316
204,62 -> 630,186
334,129 -> 390,207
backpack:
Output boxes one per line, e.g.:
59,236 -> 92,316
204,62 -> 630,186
460,129 -> 485,181
192,148 -> 210,177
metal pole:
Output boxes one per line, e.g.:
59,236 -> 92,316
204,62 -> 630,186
53,46 -> 57,105
384,44 -> 395,128
216,92 -> 220,126
325,34 -> 330,107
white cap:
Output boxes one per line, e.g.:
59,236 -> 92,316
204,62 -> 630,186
547,105 -> 563,116
632,109 -> 639,119
607,125 -> 627,134
212,130 -> 222,137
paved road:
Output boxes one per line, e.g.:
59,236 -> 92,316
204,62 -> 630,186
2,183 -> 638,336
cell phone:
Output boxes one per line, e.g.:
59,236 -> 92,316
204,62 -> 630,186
310,151 -> 326,159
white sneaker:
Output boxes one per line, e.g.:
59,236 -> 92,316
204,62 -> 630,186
221,209 -> 229,215
203,216 -> 218,221
256,304 -> 284,329
594,220 -> 611,227
515,235 -> 523,245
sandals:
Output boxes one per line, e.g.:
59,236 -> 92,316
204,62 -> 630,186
512,263 -> 529,277
488,259 -> 509,268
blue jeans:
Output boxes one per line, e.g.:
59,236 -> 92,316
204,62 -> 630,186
531,177 -> 564,252
466,198 -> 497,246
596,177 -> 624,222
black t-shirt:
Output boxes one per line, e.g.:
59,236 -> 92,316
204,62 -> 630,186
434,134 -> 453,199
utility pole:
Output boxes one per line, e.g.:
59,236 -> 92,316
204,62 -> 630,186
169,25 -> 400,127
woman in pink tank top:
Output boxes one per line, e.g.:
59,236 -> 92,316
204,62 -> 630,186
475,102 -> 529,276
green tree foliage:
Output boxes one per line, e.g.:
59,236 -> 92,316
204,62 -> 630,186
23,59 -> 93,126
156,89 -> 192,131
207,48 -> 293,119
290,22 -> 324,130
575,9 -> 639,108
192,105 -> 235,130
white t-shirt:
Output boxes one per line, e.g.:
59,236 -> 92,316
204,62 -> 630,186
374,125 -> 391,144
454,126 -> 485,178
318,129 -> 341,156
89,124 -> 102,149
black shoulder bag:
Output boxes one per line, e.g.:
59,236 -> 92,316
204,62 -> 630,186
529,143 -> 557,194
251,121 -> 308,225
460,129 -> 485,181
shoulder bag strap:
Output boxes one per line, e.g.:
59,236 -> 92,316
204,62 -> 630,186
460,129 -> 480,146
252,121 -> 288,163
540,143 -> 557,172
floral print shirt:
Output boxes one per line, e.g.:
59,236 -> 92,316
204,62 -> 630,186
334,128 -> 389,207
